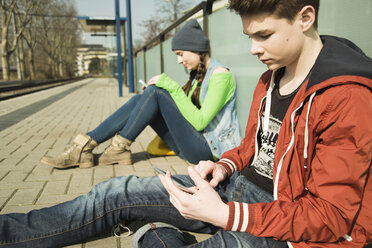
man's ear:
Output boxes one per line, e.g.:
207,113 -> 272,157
299,5 -> 316,32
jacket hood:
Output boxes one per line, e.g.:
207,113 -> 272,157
306,35 -> 372,92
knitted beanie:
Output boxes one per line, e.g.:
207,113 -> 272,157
171,19 -> 209,53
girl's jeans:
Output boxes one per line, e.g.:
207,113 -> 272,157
0,173 -> 287,248
87,85 -> 213,164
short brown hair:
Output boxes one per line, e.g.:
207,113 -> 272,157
228,0 -> 319,28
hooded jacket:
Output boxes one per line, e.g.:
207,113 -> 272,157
217,36 -> 372,248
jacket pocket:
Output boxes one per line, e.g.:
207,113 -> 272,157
218,126 -> 237,151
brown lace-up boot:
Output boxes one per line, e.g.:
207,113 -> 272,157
98,134 -> 132,166
41,133 -> 98,169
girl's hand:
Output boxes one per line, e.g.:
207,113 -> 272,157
159,166 -> 229,228
147,75 -> 161,85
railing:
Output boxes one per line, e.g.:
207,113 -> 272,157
133,0 -> 215,83
134,0 -> 215,55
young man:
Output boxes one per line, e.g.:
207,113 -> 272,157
0,0 -> 371,248
157,0 -> 372,247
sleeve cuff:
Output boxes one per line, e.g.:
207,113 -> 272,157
217,158 -> 237,176
225,202 -> 250,232
156,73 -> 181,92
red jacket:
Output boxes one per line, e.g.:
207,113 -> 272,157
217,36 -> 372,247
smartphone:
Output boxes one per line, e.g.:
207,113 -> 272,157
138,80 -> 148,88
154,167 -> 195,194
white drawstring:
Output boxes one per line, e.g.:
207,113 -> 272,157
343,234 -> 353,242
263,71 -> 276,137
274,102 -> 303,200
253,96 -> 267,163
303,92 -> 316,169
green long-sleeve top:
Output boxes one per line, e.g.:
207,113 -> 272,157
156,71 -> 235,131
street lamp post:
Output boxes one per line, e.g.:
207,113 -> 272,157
125,0 -> 135,93
115,0 -> 123,97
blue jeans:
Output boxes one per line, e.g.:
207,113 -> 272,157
87,85 -> 213,164
0,173 -> 287,248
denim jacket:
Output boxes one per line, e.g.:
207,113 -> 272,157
201,58 -> 241,159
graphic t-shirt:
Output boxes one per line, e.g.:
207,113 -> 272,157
242,69 -> 302,194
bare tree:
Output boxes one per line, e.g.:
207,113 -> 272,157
36,0 -> 80,78
13,0 -> 41,79
139,17 -> 164,44
53,2 -> 80,77
156,0 -> 192,24
0,0 -> 37,80
1,0 -> 80,80
137,0 -> 193,47
23,14 -> 38,79
1,0 -> 17,80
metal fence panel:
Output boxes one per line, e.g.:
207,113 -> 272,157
145,46 -> 161,82
135,53 -> 145,92
163,38 -> 189,86
209,7 -> 266,135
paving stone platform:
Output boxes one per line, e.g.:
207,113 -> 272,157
0,78 -> 211,247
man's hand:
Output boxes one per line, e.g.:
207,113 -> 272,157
158,166 -> 229,228
194,160 -> 228,188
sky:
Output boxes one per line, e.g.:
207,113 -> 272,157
73,0 -> 201,48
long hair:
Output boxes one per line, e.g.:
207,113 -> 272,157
182,53 -> 208,109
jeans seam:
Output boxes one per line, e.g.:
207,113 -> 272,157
1,204 -> 172,246
153,230 -> 167,248
122,89 -> 155,140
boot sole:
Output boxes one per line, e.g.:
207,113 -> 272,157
98,159 -> 132,166
40,158 -> 93,169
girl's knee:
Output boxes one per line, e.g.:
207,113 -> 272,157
143,85 -> 158,93
144,85 -> 168,96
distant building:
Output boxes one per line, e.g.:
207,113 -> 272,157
76,44 -> 108,76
